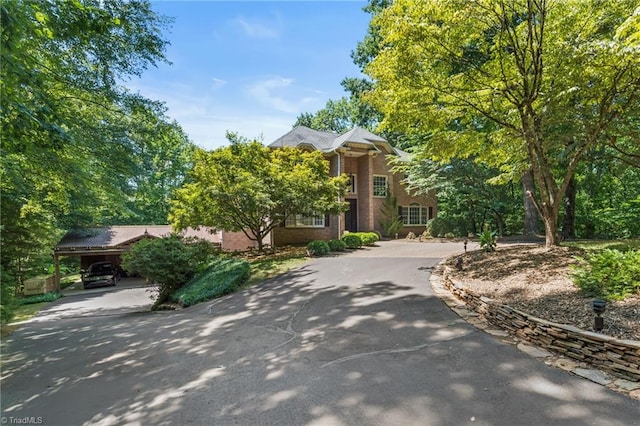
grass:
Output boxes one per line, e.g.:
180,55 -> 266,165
1,301 -> 51,338
243,252 -> 309,287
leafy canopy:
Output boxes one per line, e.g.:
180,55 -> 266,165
365,0 -> 640,245
171,139 -> 348,251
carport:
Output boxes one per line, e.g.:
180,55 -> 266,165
53,225 -> 221,291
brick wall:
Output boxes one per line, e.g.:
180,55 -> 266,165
221,231 -> 266,252
272,222 -> 336,246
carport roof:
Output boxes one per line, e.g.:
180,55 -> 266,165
55,225 -> 221,251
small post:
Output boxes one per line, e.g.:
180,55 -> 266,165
592,299 -> 606,332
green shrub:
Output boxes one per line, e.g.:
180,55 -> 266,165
328,239 -> 346,252
348,232 -> 379,246
307,240 -> 330,256
572,249 -> 640,300
121,234 -> 217,308
1,266 -> 16,325
478,229 -> 497,252
170,257 -> 251,307
17,292 -> 62,305
444,232 -> 455,239
342,234 -> 362,249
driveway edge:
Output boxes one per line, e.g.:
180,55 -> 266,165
429,257 -> 640,400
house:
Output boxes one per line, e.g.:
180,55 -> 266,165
268,126 -> 437,246
53,225 -> 262,289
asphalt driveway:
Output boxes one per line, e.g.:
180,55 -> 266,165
1,241 -> 638,425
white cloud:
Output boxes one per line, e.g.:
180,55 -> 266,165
125,80 -> 297,150
247,76 -> 320,114
233,16 -> 280,39
211,77 -> 227,90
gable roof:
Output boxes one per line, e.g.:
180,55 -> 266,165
269,126 -> 407,157
55,225 -> 221,251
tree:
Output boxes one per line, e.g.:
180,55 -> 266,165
0,1 -> 185,316
378,187 -> 403,238
120,234 -> 215,308
170,138 -> 349,251
365,0 -> 640,246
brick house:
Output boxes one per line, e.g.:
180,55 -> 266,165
268,126 -> 437,246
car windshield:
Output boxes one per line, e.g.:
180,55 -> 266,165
90,263 -> 113,274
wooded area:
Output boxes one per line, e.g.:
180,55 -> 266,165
0,1 -> 195,320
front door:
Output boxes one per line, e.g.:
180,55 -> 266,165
345,199 -> 358,232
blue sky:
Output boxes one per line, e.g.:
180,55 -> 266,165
127,1 -> 371,150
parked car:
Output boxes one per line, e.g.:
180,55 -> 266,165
81,262 -> 120,289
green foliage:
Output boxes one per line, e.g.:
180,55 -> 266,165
307,240 -> 330,256
478,230 -> 497,252
342,234 -> 363,249
572,250 -> 640,300
121,234 -> 216,308
0,266 -> 16,325
169,258 -> 251,307
444,232 -> 456,239
17,292 -> 62,305
328,239 -> 347,252
171,139 -> 348,251
365,0 -> 640,246
349,232 -> 379,246
378,188 -> 403,238
1,1 -> 194,289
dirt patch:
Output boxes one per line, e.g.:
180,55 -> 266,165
446,245 -> 640,341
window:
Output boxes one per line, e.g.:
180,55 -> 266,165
401,203 -> 430,226
373,175 -> 387,197
285,214 -> 325,228
347,174 -> 357,194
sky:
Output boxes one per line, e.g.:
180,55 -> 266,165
126,1 -> 371,150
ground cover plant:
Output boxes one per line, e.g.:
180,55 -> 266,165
170,257 -> 250,307
447,241 -> 640,341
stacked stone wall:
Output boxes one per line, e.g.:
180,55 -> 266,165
442,267 -> 640,381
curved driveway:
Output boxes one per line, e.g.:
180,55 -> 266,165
1,241 -> 638,425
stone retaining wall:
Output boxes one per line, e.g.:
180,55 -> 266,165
441,267 -> 640,382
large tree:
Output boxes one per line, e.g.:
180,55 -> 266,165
1,1 -> 186,292
170,137 -> 348,251
365,0 -> 640,246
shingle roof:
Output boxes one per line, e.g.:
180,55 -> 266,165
269,126 -> 337,152
56,225 -> 221,250
269,126 -> 405,156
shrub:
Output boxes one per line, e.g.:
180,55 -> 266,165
444,232 -> 455,239
0,266 -> 16,325
170,258 -> 251,307
342,234 -> 362,249
307,240 -> 330,256
121,234 -> 217,308
572,249 -> 640,300
478,229 -> 497,252
17,292 -> 62,305
350,232 -> 379,246
328,239 -> 346,252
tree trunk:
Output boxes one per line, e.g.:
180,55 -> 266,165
522,169 -> 538,236
561,176 -> 577,240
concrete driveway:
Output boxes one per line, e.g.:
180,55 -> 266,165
1,241 -> 638,425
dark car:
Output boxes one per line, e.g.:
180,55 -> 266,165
82,262 -> 120,289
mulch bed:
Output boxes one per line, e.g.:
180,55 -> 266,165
446,245 -> 640,341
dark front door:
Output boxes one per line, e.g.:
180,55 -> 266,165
345,199 -> 358,232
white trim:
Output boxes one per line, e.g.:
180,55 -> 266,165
373,175 -> 388,198
285,214 -> 325,228
348,174 -> 357,194
401,204 -> 430,226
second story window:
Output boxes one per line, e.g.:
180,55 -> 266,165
348,174 -> 357,194
373,175 -> 388,197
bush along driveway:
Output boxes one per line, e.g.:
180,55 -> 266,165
1,241 -> 638,425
